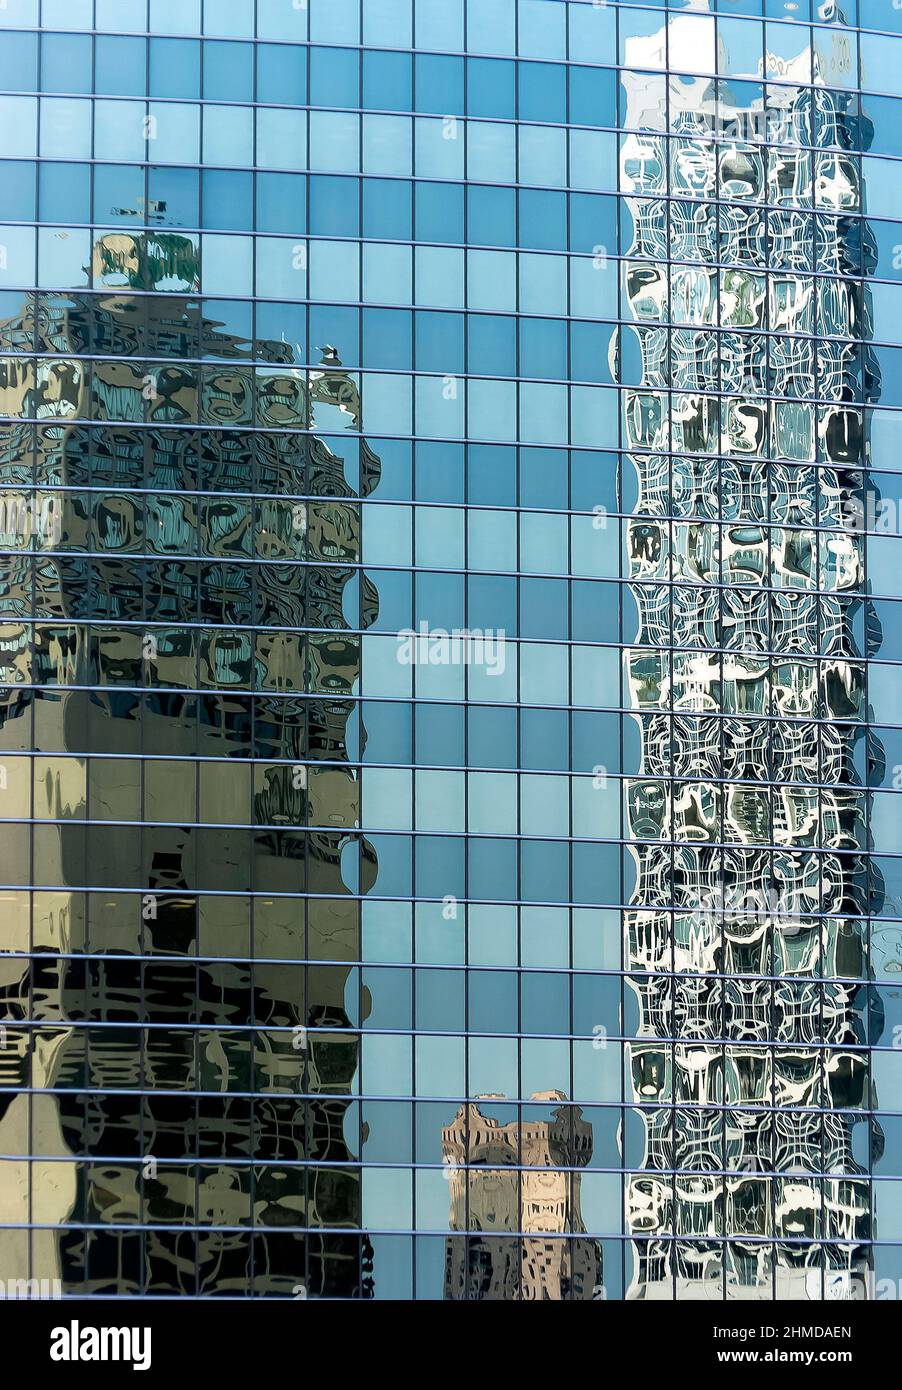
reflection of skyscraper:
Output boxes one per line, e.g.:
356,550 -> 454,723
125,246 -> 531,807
621,13 -> 877,1298
442,1094 -> 603,1301
0,232 -> 376,1296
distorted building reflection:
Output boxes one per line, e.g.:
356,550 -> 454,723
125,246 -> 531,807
0,232 -> 377,1296
620,12 -> 878,1298
442,1093 -> 603,1301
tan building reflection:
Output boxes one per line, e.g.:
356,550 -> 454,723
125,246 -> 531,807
0,232 -> 378,1295
442,1093 -> 603,1301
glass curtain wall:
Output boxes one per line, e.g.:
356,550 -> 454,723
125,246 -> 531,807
0,0 -> 898,1301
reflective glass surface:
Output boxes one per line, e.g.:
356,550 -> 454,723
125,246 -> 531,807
0,0 -> 899,1301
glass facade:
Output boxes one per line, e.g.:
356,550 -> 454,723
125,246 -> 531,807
0,0 -> 900,1302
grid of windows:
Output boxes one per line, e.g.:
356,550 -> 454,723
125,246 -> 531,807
0,0 -> 900,1301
